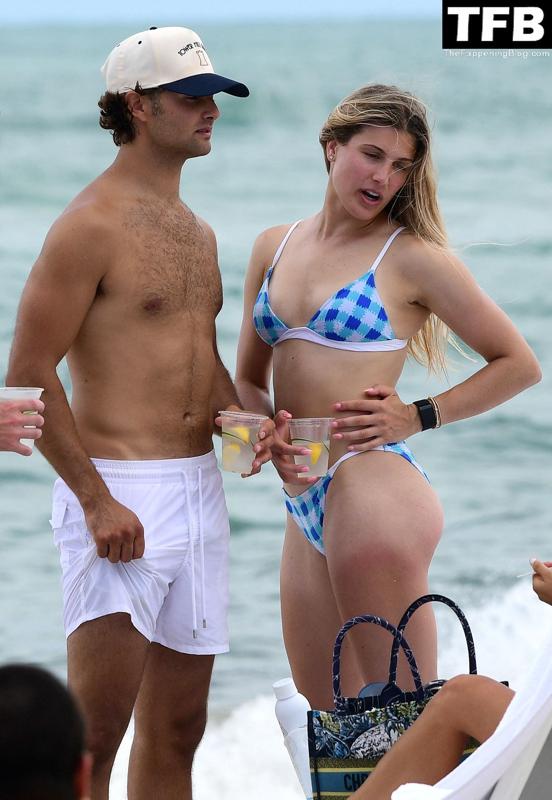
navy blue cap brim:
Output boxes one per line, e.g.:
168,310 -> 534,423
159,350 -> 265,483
161,73 -> 249,98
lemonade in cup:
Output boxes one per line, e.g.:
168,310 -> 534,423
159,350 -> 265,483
0,387 -> 44,450
219,410 -> 268,474
288,418 -> 332,477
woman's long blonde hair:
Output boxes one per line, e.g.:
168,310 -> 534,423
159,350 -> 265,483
319,84 -> 449,373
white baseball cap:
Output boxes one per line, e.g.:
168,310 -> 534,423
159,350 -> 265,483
101,26 -> 249,98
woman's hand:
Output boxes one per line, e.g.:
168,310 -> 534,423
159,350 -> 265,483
532,559 -> 552,607
271,410 -> 319,486
246,416 -> 276,477
331,385 -> 421,450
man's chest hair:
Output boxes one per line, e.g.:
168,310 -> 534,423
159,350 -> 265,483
115,201 -> 222,312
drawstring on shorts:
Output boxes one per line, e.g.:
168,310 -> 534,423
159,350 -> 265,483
182,467 -> 207,639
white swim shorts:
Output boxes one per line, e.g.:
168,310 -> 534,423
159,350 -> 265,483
50,451 -> 230,655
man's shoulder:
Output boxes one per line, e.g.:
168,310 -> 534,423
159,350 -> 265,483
193,214 -> 217,252
45,189 -> 117,253
37,194 -> 118,281
59,180 -> 119,235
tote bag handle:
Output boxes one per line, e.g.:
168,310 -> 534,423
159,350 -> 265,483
332,614 -> 423,711
388,593 -> 477,684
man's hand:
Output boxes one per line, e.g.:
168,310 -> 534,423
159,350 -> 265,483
331,385 -> 420,450
532,559 -> 552,607
83,496 -> 145,563
270,410 -> 319,486
0,399 -> 45,455
215,409 -> 276,478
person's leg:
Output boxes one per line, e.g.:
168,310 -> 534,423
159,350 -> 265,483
355,674 -> 514,799
67,613 -> 150,800
324,451 -> 444,688
281,516 -> 364,708
127,456 -> 229,798
128,645 -> 214,800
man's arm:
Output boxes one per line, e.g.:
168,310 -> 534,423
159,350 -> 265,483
210,334 -> 274,476
196,216 -> 274,473
7,209 -> 144,562
210,339 -> 242,424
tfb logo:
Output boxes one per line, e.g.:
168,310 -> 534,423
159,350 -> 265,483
442,2 -> 551,48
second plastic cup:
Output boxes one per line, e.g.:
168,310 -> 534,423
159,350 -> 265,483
288,418 -> 332,477
219,410 -> 268,474
0,387 -> 44,450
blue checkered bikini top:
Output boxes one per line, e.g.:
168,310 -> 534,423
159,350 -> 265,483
253,221 -> 408,351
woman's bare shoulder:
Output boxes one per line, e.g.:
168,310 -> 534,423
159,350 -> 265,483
247,223 -> 299,279
395,231 -> 461,278
254,223 -> 297,256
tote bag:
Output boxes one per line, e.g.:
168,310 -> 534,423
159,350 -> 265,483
308,594 -> 481,800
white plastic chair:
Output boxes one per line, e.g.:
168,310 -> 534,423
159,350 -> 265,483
392,629 -> 552,800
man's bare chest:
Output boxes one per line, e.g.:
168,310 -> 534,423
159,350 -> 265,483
103,208 -> 222,316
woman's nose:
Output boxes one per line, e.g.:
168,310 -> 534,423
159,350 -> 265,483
372,162 -> 392,184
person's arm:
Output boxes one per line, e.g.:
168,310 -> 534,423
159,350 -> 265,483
196,217 -> 274,474
332,242 -> 541,449
235,227 -> 316,485
7,209 -> 144,563
0,398 -> 44,455
211,334 -> 274,475
211,349 -> 242,419
196,215 -> 255,422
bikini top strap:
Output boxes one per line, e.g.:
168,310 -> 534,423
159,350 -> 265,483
270,220 -> 303,270
371,226 -> 406,273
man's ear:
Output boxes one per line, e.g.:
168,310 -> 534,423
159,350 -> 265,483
74,751 -> 93,799
125,90 -> 148,122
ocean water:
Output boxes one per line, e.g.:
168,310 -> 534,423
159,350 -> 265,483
0,20 -> 551,798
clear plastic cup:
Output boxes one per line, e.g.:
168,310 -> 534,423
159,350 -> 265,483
288,417 -> 332,477
0,387 -> 44,450
219,410 -> 268,474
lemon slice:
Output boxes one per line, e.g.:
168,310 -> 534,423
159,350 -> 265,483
309,442 -> 323,465
229,425 -> 251,444
223,442 -> 242,467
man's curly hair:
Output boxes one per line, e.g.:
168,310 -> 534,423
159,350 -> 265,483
98,84 -> 162,146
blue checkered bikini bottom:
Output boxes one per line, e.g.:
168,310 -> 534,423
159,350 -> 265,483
284,442 -> 428,556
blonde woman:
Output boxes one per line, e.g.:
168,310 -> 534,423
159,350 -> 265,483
236,85 -> 540,707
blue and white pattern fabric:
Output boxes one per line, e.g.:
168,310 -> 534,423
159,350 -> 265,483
253,222 -> 408,351
308,270 -> 396,342
285,443 -> 429,556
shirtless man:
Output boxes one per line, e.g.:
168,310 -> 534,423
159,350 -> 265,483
7,26 -> 273,799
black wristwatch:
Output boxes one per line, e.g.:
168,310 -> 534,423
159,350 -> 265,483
413,399 -> 437,431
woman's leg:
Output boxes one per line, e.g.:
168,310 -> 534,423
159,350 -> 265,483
355,674 -> 514,799
324,450 -> 444,688
281,516 -> 364,708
